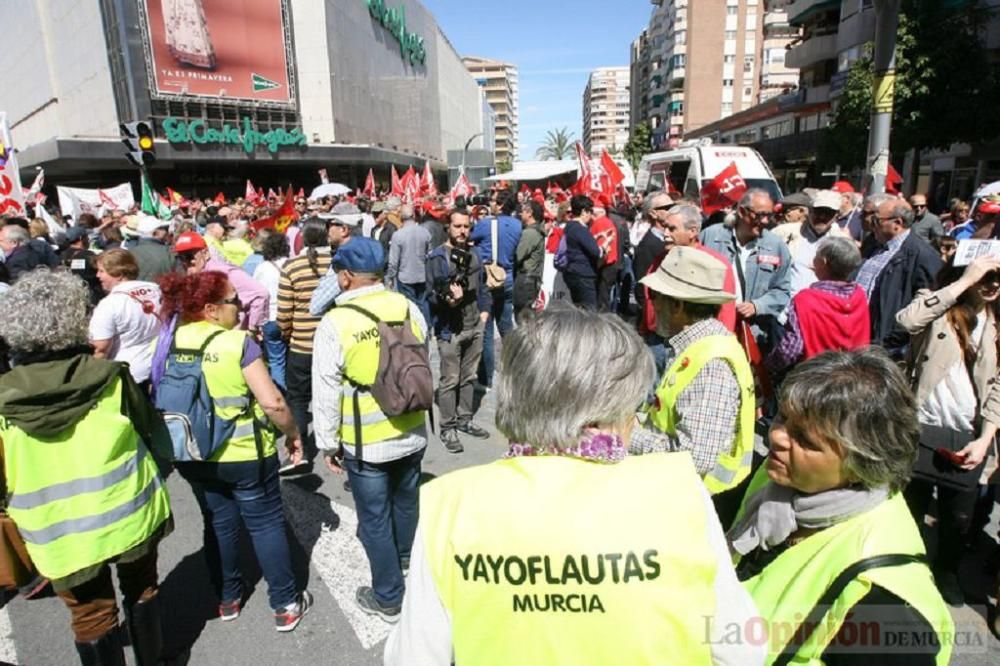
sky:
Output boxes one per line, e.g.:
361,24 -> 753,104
422,0 -> 651,161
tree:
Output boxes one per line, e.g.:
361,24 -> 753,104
495,159 -> 512,175
821,0 -> 1000,174
535,127 -> 575,160
623,122 -> 653,171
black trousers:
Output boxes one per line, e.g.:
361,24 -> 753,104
286,351 -> 315,459
563,272 -> 597,311
904,478 -> 978,573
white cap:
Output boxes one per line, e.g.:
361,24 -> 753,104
137,213 -> 170,238
812,190 -> 842,211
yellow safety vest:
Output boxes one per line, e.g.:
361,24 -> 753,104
420,453 -> 718,665
323,289 -> 425,451
740,489 -> 954,665
648,334 -> 755,494
1,377 -> 171,580
173,321 -> 276,463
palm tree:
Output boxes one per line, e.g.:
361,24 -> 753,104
535,127 -> 575,160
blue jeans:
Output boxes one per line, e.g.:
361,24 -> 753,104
261,321 -> 287,390
344,448 -> 424,607
396,281 -> 431,330
179,455 -> 296,610
477,281 -> 514,387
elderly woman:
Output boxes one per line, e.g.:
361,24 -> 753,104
385,306 -> 764,665
0,270 -> 171,664
90,249 -> 163,388
728,349 -> 953,665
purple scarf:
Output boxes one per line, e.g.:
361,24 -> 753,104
505,429 -> 626,464
148,313 -> 178,400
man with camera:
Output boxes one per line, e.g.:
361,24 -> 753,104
427,209 -> 492,453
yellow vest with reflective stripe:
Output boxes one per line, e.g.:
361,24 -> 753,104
420,453 -> 717,665
0,377 -> 171,581
324,289 -> 425,448
648,334 -> 755,494
741,492 -> 953,665
174,321 -> 276,463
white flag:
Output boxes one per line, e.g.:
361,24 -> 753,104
57,183 -> 135,221
37,203 -> 65,236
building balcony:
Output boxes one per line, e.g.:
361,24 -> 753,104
785,32 -> 838,69
837,4 -> 875,51
786,0 -> 839,26
764,11 -> 788,28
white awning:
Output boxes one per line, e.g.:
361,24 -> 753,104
482,160 -> 578,182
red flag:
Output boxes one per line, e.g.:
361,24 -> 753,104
421,162 -> 437,196
700,162 -> 748,215
251,185 -> 299,233
245,180 -> 258,203
450,173 -> 473,199
296,187 -> 305,199
402,166 -> 419,202
886,164 -> 903,195
363,169 -> 376,198
267,188 -> 277,200
257,187 -> 265,202
214,192 -> 226,204
570,142 -> 604,196
599,150 -> 625,197
519,183 -> 531,195
391,166 -> 403,197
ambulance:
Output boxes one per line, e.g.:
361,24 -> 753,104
635,138 -> 782,204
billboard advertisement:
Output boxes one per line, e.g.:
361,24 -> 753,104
141,0 -> 293,105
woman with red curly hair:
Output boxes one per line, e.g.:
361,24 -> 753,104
152,271 -> 313,632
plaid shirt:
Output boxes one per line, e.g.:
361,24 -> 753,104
631,318 -> 741,475
766,280 -> 860,376
856,229 -> 909,297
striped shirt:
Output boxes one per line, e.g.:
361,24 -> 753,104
277,249 -> 332,354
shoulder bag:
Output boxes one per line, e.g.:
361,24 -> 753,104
484,217 -> 507,290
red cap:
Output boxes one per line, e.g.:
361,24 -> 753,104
593,193 -> 611,209
831,180 -> 855,193
978,200 -> 1000,214
174,231 -> 207,253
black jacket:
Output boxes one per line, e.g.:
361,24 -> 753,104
865,232 -> 942,355
5,241 -> 59,282
632,229 -> 667,312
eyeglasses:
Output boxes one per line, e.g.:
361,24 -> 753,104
218,295 -> 242,309
741,208 -> 773,223
877,215 -> 900,222
913,204 -> 927,209
652,204 -> 673,211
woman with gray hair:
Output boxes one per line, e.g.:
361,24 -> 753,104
385,306 -> 764,665
729,348 -> 952,664
765,235 -> 870,377
0,269 -> 171,664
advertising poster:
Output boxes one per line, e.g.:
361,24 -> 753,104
142,0 -> 292,104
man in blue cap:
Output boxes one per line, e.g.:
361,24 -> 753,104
311,238 -> 429,622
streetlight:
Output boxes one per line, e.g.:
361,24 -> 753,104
461,132 -> 484,179
864,0 -> 901,194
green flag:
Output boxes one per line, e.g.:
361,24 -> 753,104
141,172 -> 171,220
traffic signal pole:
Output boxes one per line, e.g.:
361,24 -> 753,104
864,0 -> 901,194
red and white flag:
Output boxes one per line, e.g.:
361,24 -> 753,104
701,162 -> 748,215
267,187 -> 278,200
391,166 -> 404,197
318,168 -> 329,184
245,179 -> 259,203
402,166 -> 420,202
26,167 -> 44,203
0,112 -> 26,217
363,169 -> 376,198
599,150 -> 625,197
421,162 -> 437,196
450,172 -> 473,200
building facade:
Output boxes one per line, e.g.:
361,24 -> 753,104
462,56 -> 519,165
2,0 -> 489,194
631,0 -> 798,150
583,67 -> 630,157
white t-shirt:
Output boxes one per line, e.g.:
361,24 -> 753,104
252,258 -> 286,321
918,313 -> 986,432
89,280 -> 162,382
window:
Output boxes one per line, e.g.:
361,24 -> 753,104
724,55 -> 736,63
744,87 -> 753,98
721,102 -> 733,115
727,6 -> 738,14
725,30 -> 737,39
723,78 -> 734,87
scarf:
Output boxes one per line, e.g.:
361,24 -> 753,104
505,429 -> 626,464
727,479 -> 889,556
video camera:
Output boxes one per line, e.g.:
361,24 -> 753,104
436,246 -> 472,303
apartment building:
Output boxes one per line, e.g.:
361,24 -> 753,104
583,67 -> 631,157
463,56 -> 520,164
631,0 -> 797,150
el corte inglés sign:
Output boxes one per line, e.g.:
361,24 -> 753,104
162,117 -> 307,154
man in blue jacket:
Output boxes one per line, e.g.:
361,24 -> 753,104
561,195 -> 603,310
700,190 -> 791,353
470,190 -> 521,388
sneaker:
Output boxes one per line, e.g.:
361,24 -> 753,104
456,422 -> 490,439
934,570 -> 964,606
275,590 -> 313,633
356,586 -> 400,623
440,429 -> 464,453
219,598 -> 242,622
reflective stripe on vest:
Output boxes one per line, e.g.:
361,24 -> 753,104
174,321 -> 275,463
324,290 -> 425,447
420,453 -> 717,665
648,334 -> 755,494
742,492 -> 954,665
0,376 -> 171,580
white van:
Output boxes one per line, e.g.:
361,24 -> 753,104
635,138 -> 782,204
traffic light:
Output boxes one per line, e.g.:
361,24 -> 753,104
120,120 -> 156,167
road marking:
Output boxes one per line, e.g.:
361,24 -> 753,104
282,483 -> 392,650
0,605 -> 17,664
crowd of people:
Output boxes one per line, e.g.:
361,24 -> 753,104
0,177 -> 999,664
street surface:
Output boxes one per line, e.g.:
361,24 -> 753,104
1,345 -> 999,665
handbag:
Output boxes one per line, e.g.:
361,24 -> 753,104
912,423 -> 984,492
484,218 -> 507,290
0,446 -> 38,590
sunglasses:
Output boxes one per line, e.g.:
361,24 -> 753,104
913,204 -> 927,209
652,204 -> 673,211
218,295 -> 242,309
741,208 -> 773,223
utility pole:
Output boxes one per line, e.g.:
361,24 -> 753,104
864,0 -> 901,194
